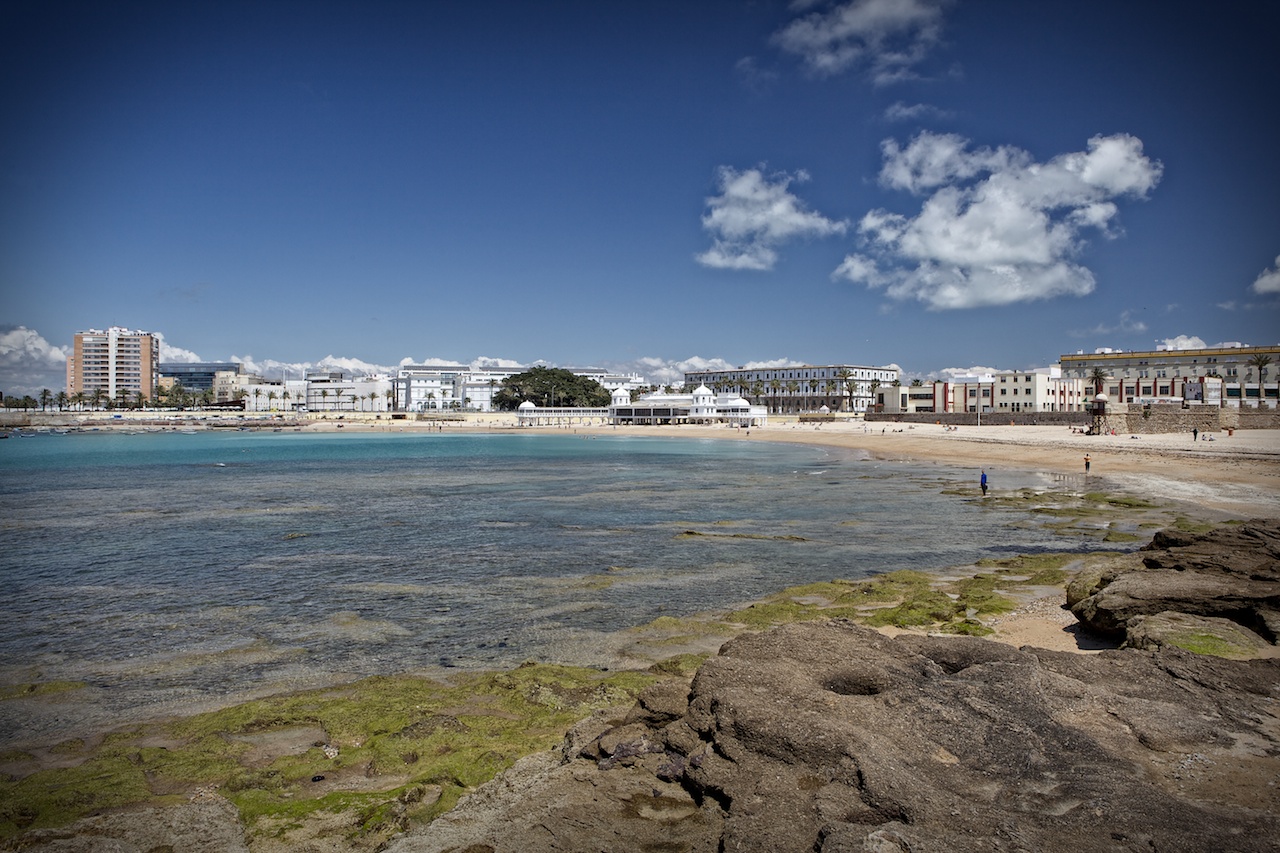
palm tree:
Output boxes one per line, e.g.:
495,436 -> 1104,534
55,391 -> 68,411
769,379 -> 782,413
786,380 -> 800,414
1088,367 -> 1107,396
268,390 -> 278,410
1247,353 -> 1272,383
807,379 -> 819,412
282,389 -> 291,411
868,379 -> 881,413
833,368 -> 853,412
39,388 -> 52,411
319,388 -> 330,411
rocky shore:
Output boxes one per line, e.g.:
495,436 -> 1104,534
5,520 -> 1278,852
384,520 -> 1279,853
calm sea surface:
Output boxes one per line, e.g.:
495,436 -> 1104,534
1,430 -> 1120,744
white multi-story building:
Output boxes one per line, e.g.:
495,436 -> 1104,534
394,364 -> 648,412
682,364 -> 900,414
1060,345 -> 1279,408
878,368 -> 1086,415
603,384 -> 767,426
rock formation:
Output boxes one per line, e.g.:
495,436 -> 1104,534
1069,519 -> 1280,656
389,618 -> 1280,853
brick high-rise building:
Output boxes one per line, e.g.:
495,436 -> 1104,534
66,327 -> 160,404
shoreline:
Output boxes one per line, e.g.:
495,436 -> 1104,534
3,423 -> 1276,848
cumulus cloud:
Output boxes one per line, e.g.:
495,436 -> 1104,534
934,365 -> 1005,379
0,326 -> 69,395
835,131 -> 1162,309
772,0 -> 950,83
741,358 -> 806,369
1158,335 -> 1207,350
1251,255 -> 1280,295
228,354 -> 397,381
156,333 -> 202,363
697,166 -> 847,271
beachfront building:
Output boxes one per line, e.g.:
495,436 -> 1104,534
878,368 -> 1086,416
395,363 -> 649,413
66,326 -> 160,405
682,364 -> 900,414
158,362 -> 242,392
1060,345 -> 1280,408
299,371 -> 393,413
607,385 -> 767,426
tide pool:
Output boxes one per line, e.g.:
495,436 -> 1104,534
1,430 -> 1120,744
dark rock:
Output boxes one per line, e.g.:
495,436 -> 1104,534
1071,519 -> 1280,648
388,619 -> 1280,853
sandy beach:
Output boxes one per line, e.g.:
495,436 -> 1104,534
282,414 -> 1279,516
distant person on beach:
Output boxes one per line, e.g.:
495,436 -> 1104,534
1193,428 -> 1198,441
1084,454 -> 1091,473
980,470 -> 988,496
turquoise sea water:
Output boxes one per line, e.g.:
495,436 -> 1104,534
1,430 -> 1118,745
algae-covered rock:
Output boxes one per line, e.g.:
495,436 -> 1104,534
1071,518 -> 1280,646
1125,610 -> 1272,659
386,619 -> 1280,853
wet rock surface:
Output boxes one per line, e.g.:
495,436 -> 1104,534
389,618 -> 1280,853
1070,519 -> 1280,653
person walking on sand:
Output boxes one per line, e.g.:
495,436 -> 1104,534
1083,454 -> 1091,473
980,470 -> 988,496
1193,428 -> 1198,441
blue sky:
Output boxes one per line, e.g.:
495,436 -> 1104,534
3,0 -> 1278,394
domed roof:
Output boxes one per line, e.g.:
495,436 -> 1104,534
517,400 -> 536,410
693,384 -> 713,395
1093,393 -> 1109,403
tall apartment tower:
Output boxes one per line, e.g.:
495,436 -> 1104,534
66,327 -> 160,403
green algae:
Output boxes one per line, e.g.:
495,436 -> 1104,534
0,681 -> 86,701
0,665 -> 662,842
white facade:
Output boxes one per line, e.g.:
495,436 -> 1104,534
607,385 -> 768,426
395,364 -> 649,413
683,364 -> 900,414
878,368 -> 1086,415
1060,345 -> 1279,408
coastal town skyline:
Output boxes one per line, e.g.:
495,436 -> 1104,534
3,1 -> 1279,395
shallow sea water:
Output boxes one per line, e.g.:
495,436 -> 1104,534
1,430 -> 1126,744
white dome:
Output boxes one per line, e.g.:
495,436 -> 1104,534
693,384 -> 713,395
1093,393 -> 1109,403
518,400 -> 536,410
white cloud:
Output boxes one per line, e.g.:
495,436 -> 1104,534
836,132 -> 1162,309
697,166 -> 847,271
883,100 -> 951,122
156,333 -> 202,363
0,326 -> 69,395
471,355 -> 525,370
741,358 -> 806,369
1251,255 -> 1280,295
772,0 -> 950,83
935,365 -> 1006,380
1158,335 -> 1207,350
1070,310 -> 1149,339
